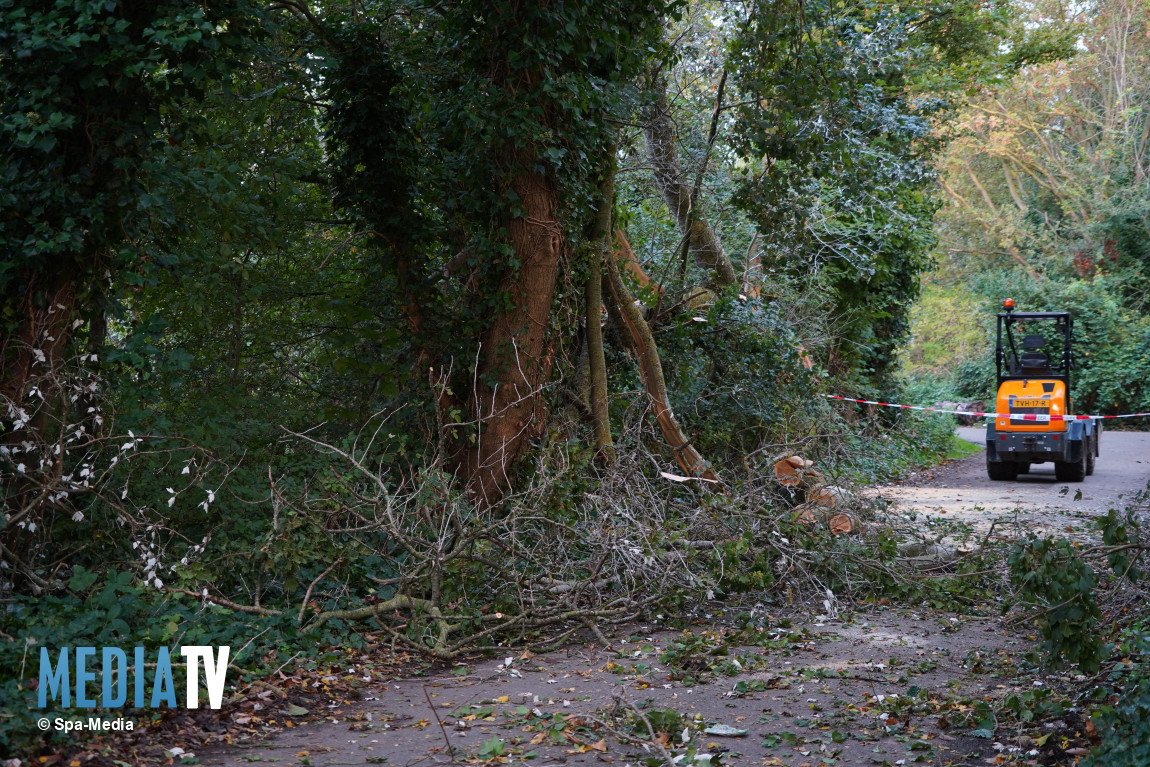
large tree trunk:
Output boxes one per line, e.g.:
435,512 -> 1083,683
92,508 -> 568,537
466,165 -> 563,506
644,74 -> 737,289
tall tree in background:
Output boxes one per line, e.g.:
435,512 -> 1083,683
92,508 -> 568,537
937,0 -> 1147,281
726,0 -> 1070,386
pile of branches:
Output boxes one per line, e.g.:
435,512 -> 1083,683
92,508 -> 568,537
216,407 -> 947,659
1,356 -> 960,660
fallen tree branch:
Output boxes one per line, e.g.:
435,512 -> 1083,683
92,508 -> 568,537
604,234 -> 720,483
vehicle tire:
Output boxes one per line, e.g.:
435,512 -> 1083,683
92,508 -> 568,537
1055,448 -> 1087,482
1017,463 -> 1031,474
988,459 -> 1019,481
1086,437 -> 1095,476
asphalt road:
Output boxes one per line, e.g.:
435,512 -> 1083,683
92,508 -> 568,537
878,426 -> 1150,532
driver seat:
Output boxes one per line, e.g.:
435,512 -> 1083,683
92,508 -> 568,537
1018,334 -> 1050,373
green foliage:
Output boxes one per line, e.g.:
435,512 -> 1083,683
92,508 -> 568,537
1000,686 -> 1066,723
1085,677 -> 1150,767
728,0 -> 951,387
0,567 -> 333,752
638,708 -> 683,737
1098,510 -> 1143,582
477,737 -> 506,758
952,354 -> 998,401
661,294 -> 811,460
0,0 -> 258,336
711,532 -> 776,594
1008,536 -> 1107,672
1083,629 -> 1150,767
659,631 -> 727,683
836,408 -> 958,485
903,283 -> 987,378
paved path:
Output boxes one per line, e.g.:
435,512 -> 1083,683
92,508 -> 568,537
877,427 -> 1150,535
196,613 -> 1022,767
190,430 -> 1148,767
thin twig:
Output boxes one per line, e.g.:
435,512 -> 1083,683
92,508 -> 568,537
423,684 -> 456,761
299,558 -> 344,623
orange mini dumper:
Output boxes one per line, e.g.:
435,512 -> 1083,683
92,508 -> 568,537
985,299 -> 1100,482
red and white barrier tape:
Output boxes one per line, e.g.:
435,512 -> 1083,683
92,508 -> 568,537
821,394 -> 1150,422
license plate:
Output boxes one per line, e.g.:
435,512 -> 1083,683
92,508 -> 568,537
1012,399 -> 1049,408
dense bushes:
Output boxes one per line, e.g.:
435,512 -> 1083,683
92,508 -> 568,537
912,272 -> 1150,418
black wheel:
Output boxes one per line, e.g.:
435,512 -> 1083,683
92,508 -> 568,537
1086,437 -> 1095,476
1017,463 -> 1031,474
988,459 -> 1019,481
1055,448 -> 1087,482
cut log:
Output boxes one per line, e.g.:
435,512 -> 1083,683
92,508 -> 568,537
807,484 -> 854,508
796,507 -> 864,535
774,455 -> 820,487
828,512 -> 863,535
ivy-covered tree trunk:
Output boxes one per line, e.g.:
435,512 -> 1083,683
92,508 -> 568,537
449,0 -> 669,505
466,163 -> 564,505
319,0 -> 671,506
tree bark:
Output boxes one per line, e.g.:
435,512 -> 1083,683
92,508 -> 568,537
644,73 -> 737,289
603,235 -> 718,483
586,153 -> 616,464
1,266 -> 77,562
613,228 -> 661,295
0,268 -> 76,407
466,163 -> 563,506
